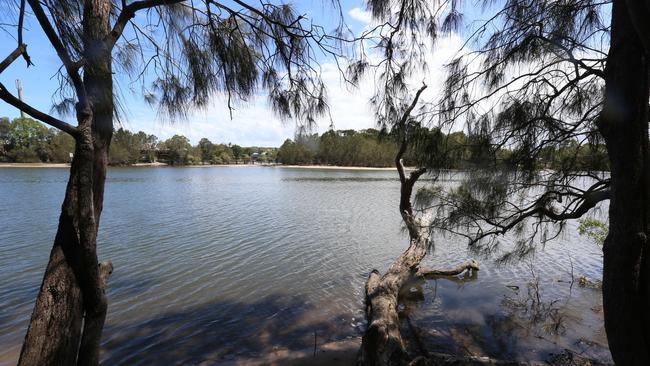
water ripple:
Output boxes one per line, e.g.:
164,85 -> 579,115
0,167 -> 609,365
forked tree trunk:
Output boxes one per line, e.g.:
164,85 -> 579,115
357,165 -> 479,366
18,1 -> 114,365
18,126 -> 112,366
358,84 -> 442,365
598,1 -> 650,364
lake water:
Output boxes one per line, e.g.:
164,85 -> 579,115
0,166 -> 610,365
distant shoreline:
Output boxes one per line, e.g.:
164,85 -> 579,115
274,164 -> 397,170
0,163 -> 71,168
0,162 -> 400,170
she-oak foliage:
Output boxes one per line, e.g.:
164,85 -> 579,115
0,1 -> 349,365
356,0 -> 650,364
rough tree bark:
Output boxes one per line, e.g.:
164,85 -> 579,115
597,1 -> 650,364
17,1 -> 114,365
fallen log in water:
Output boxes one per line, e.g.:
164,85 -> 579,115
358,254 -> 482,366
357,85 -> 486,366
356,70 -> 607,366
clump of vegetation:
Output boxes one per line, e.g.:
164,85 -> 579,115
1,118 -> 277,166
577,219 -> 608,246
0,117 -> 74,163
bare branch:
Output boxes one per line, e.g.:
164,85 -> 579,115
107,0 -> 185,50
26,0 -> 87,105
0,82 -> 79,136
17,0 -> 32,66
0,46 -> 27,73
417,259 -> 479,277
396,83 -> 428,184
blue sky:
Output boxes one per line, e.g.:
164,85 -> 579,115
0,1 -> 467,147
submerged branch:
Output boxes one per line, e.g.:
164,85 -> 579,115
417,259 -> 479,277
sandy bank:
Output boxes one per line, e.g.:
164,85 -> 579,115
131,162 -> 169,167
274,165 -> 398,171
0,163 -> 407,171
184,164 -> 263,168
0,163 -> 70,168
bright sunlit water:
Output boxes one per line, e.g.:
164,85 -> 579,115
0,166 -> 610,365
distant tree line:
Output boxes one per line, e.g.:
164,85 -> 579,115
277,129 -> 398,167
156,135 -> 277,166
2,117 -> 608,170
277,128 -> 610,171
0,117 -> 75,163
0,117 -> 277,166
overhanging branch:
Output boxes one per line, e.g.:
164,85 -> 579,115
26,0 -> 87,106
0,82 -> 79,137
396,83 -> 428,184
0,46 -> 28,73
467,181 -> 611,245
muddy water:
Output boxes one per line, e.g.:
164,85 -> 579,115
0,167 -> 609,365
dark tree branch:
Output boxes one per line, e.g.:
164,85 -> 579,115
26,0 -> 87,105
396,83 -> 428,185
468,182 -> 611,245
107,0 -> 185,50
0,46 -> 27,73
17,0 -> 32,66
540,188 -> 610,220
393,83 -> 428,240
0,82 -> 79,136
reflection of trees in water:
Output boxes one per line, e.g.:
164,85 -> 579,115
501,269 -> 568,336
499,262 -> 610,362
397,262 -> 610,363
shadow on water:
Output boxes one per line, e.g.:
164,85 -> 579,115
399,271 -> 611,364
101,294 -> 362,366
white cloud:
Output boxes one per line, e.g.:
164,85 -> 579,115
123,100 -> 295,147
348,7 -> 372,24
123,33 -> 467,147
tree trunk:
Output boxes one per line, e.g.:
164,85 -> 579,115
17,129 -> 112,366
598,1 -> 650,364
358,225 -> 431,366
357,85 -> 431,366
18,1 -> 114,365
357,226 -> 481,366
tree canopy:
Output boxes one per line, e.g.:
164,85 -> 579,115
0,1 -> 352,365
356,0 -> 650,364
